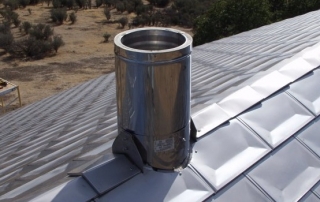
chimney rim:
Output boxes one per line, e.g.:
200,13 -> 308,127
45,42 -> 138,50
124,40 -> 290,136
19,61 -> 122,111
114,27 -> 192,54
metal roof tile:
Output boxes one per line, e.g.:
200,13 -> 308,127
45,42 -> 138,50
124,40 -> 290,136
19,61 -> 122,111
287,69 -> 320,115
82,154 -> 140,195
296,116 -> 320,158
205,176 -> 271,202
29,177 -> 97,202
249,71 -> 293,97
247,138 -> 320,202
190,119 -> 271,190
0,164 -> 69,201
239,92 -> 314,147
312,182 -> 320,198
299,192 -> 320,202
96,166 -> 213,202
191,103 -> 230,138
217,86 -> 265,117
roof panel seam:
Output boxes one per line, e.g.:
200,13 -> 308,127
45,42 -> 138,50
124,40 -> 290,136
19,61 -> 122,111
244,174 -> 276,202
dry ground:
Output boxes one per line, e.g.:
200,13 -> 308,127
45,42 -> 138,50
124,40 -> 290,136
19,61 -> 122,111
0,3 -> 192,115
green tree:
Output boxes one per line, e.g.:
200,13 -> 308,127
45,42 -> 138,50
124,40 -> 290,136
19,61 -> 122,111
50,8 -> 67,24
116,2 -> 125,13
52,35 -> 64,52
118,17 -> 128,28
148,0 -> 170,8
28,23 -> 54,40
95,0 -> 102,7
0,32 -> 13,51
18,0 -> 31,8
69,12 -> 77,24
193,0 -> 271,46
104,7 -> 111,20
21,21 -> 32,34
3,0 -> 19,10
285,0 -> 320,18
75,0 -> 86,8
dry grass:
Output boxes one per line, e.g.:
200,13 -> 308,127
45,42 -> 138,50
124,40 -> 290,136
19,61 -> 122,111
0,3 -> 192,115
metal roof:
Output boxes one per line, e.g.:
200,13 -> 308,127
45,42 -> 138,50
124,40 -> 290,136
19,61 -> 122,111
1,10 -> 320,202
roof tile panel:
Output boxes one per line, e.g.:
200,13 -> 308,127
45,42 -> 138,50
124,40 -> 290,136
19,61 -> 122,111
247,138 -> 320,202
205,176 -> 271,202
190,119 -> 271,190
239,92 -> 314,147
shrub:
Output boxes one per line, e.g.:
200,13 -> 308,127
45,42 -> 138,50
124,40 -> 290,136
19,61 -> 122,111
125,2 -> 134,13
52,35 -> 64,52
95,0 -> 102,7
2,21 -> 65,59
103,8 -> 111,21
118,17 -> 128,28
21,21 -> 32,34
116,2 -> 125,13
29,23 -> 54,40
135,5 -> 149,16
29,0 -> 41,4
75,0 -> 86,8
69,12 -> 77,24
0,32 -> 13,51
50,8 -> 67,24
3,0 -> 19,10
66,0 -> 74,9
9,37 -> 53,58
148,0 -> 170,7
18,0 -> 30,8
103,32 -> 110,42
12,16 -> 21,27
0,9 -> 20,27
52,0 -> 61,8
104,0 -> 114,7
0,21 -> 11,34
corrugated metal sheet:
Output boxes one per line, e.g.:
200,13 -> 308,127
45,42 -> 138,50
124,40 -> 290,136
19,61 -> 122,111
1,10 -> 320,202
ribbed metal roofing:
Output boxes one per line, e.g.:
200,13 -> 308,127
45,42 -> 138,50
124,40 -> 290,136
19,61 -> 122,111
2,10 -> 320,202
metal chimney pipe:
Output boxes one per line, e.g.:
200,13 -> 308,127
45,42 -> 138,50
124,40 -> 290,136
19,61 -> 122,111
113,27 -> 192,170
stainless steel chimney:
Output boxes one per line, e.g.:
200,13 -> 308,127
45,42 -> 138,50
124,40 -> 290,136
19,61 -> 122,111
113,27 -> 192,170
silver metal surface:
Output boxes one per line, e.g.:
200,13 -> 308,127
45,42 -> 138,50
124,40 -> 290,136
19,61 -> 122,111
249,71 -> 292,97
288,69 -> 320,115
83,154 -> 140,194
30,177 -> 97,202
205,176 -> 271,202
114,28 -> 192,169
217,86 -> 265,117
239,92 -> 314,147
191,103 -> 230,138
247,139 -> 320,202
299,192 -> 320,202
191,119 -> 270,190
95,166 -> 214,202
312,182 -> 320,198
296,116 -> 320,157
277,57 -> 315,81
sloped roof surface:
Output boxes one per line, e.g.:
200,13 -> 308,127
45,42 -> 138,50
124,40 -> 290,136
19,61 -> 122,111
2,10 -> 320,202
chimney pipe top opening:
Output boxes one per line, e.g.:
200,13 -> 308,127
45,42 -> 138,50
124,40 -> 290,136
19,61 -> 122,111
115,27 -> 191,53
